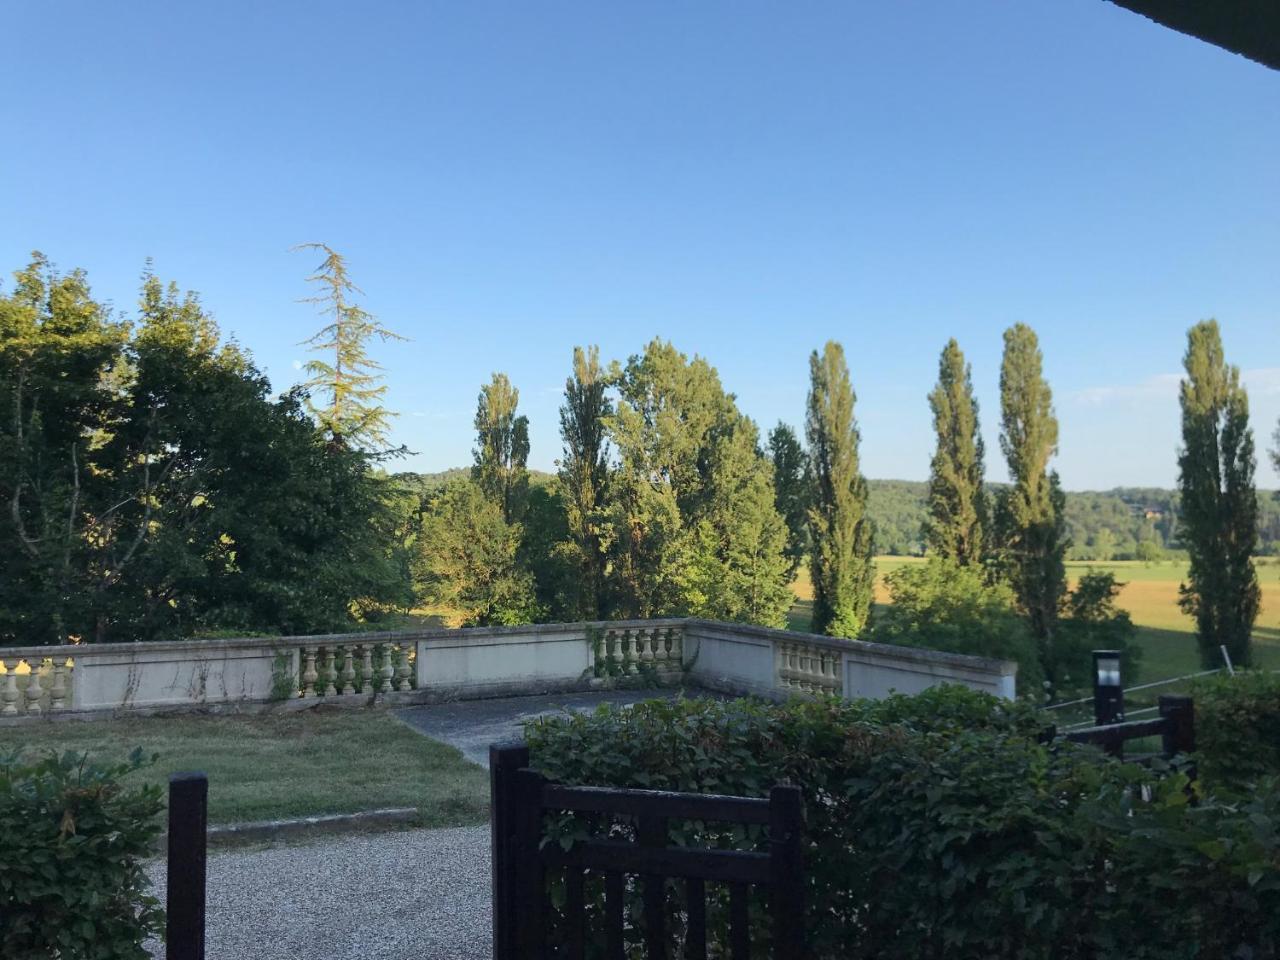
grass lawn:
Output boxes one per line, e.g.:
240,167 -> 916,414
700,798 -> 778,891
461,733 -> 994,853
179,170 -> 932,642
787,557 -> 1280,684
1,709 -> 490,827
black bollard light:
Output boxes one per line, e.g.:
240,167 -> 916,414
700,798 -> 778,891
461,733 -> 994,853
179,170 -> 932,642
1092,650 -> 1124,726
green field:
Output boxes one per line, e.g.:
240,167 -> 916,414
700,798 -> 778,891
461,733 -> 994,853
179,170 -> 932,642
789,557 -> 1280,683
2,710 -> 490,827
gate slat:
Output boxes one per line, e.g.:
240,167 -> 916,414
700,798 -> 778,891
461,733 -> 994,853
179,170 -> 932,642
606,870 -> 625,960
730,882 -> 750,960
685,877 -> 707,960
566,867 -> 585,960
640,815 -> 668,960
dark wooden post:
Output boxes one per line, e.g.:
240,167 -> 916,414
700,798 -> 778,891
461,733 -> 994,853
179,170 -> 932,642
639,814 -> 669,960
167,772 -> 208,960
1092,649 -> 1124,726
770,784 -> 805,960
490,743 -> 529,960
1159,695 -> 1195,756
513,767 -> 547,958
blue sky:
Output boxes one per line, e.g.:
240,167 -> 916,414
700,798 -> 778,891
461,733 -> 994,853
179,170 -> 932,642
3,1 -> 1277,489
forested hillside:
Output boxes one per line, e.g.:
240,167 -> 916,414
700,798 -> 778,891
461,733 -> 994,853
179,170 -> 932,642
869,479 -> 1280,559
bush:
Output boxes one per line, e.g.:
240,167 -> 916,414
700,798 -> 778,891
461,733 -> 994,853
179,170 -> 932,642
0,749 -> 164,959
1193,670 -> 1280,792
525,691 -> 1280,960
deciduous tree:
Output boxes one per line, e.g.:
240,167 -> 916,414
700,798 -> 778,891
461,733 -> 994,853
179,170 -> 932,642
768,422 -> 809,582
558,346 -> 612,618
1177,320 -> 1260,668
923,339 -> 987,566
473,373 -> 530,524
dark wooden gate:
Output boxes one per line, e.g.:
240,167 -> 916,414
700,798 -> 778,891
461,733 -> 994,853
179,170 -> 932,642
490,744 -> 805,960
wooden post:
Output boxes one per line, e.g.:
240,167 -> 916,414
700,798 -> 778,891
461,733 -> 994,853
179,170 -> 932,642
770,784 -> 805,960
639,814 -> 669,960
490,743 -> 529,960
1159,695 -> 1195,756
167,772 -> 208,960
513,767 -> 547,958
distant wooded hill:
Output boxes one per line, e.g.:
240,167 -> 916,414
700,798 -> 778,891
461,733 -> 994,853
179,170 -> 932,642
397,470 -> 1280,560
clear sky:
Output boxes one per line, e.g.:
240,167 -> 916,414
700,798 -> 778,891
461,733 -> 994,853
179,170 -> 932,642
2,1 -> 1277,489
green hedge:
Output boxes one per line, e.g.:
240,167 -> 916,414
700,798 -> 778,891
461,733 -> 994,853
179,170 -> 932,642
525,688 -> 1280,960
0,749 -> 164,960
1193,670 -> 1280,792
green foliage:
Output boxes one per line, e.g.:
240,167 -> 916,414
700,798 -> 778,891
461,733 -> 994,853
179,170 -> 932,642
473,372 -> 530,524
526,693 -> 1280,960
923,339 -> 987,565
1177,319 -> 1261,667
295,243 -> 406,451
1192,670 -> 1280,792
415,479 -> 541,626
1055,571 -> 1142,693
805,341 -> 874,637
0,749 -> 164,960
768,421 -> 810,581
558,346 -> 612,619
0,255 -> 410,645
874,557 -> 1044,694
994,323 -> 1069,684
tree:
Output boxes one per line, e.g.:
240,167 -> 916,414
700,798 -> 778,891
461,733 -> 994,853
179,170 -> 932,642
768,422 -> 809,582
473,373 -> 530,524
805,342 -> 874,637
1177,320 -> 1260,668
558,346 -> 612,618
994,323 -> 1069,684
416,480 -> 539,626
874,557 -> 1042,695
296,243 -> 406,451
923,339 -> 987,566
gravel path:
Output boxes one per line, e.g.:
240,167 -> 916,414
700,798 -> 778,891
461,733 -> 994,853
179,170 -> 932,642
148,825 -> 491,960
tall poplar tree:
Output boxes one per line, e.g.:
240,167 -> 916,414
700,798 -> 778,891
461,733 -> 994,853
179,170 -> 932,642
805,342 -> 874,637
296,243 -> 406,451
473,372 -> 530,524
923,339 -> 987,565
995,323 -> 1068,680
768,422 -> 809,582
559,346 -> 612,618
1177,320 -> 1260,668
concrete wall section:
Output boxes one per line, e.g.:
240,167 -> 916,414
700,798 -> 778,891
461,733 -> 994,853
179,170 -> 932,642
416,627 -> 592,689
73,641 -> 283,710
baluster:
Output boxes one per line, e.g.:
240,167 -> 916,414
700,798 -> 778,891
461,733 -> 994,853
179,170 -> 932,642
639,628 -> 655,666
301,647 -> 319,698
626,630 -> 640,675
360,644 -> 375,695
49,659 -> 68,711
667,627 -> 681,667
608,630 -> 623,675
652,628 -> 668,668
322,647 -> 338,697
776,643 -> 789,688
395,645 -> 413,691
1,661 -> 18,716
24,660 -> 44,716
787,643 -> 801,689
378,643 -> 395,693
825,652 -> 840,692
340,645 -> 356,695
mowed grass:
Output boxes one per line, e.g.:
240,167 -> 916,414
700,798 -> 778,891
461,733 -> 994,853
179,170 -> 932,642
1,710 -> 490,826
788,557 -> 1280,683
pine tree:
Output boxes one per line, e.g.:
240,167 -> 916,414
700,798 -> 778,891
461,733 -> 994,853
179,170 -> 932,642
473,372 -> 530,524
296,243 -> 406,451
994,323 -> 1068,683
559,345 -> 612,618
767,422 -> 809,582
923,339 -> 987,565
805,341 -> 874,637
1177,320 -> 1260,668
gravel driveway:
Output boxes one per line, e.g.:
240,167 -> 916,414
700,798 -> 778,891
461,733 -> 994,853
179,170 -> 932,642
148,825 -> 491,960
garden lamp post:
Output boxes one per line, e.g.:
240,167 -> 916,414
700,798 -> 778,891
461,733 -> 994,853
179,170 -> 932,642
1092,650 -> 1124,726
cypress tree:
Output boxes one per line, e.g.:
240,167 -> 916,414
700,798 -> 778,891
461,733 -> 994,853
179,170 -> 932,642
995,323 -> 1068,681
923,339 -> 987,565
805,342 -> 874,637
768,421 -> 810,582
295,243 -> 406,451
559,345 -> 612,618
473,372 -> 530,524
1177,320 -> 1260,668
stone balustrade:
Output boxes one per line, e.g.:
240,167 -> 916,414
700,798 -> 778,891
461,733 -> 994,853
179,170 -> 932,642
0,617 -> 1015,723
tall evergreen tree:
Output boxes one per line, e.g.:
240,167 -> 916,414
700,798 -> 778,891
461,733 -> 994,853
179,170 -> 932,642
473,372 -> 530,524
995,323 -> 1068,682
767,422 -> 809,582
1177,320 -> 1260,668
296,243 -> 406,451
805,342 -> 874,637
923,339 -> 987,566
558,346 -> 612,618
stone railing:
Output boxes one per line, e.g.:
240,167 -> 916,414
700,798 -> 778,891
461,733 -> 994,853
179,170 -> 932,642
0,617 -> 1013,721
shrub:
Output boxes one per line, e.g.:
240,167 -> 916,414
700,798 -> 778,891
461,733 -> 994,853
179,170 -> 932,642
1193,670 -> 1280,792
525,691 -> 1280,960
0,749 -> 164,960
